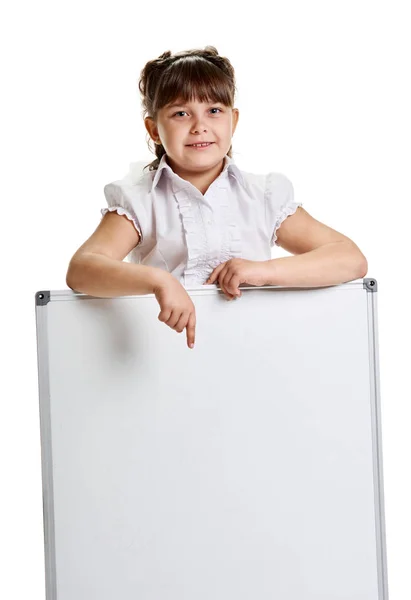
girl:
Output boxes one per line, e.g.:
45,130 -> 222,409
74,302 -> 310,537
66,46 -> 368,350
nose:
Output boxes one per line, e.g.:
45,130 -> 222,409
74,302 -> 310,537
191,119 -> 207,135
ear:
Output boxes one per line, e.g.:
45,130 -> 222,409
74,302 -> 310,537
231,108 -> 239,135
144,117 -> 158,142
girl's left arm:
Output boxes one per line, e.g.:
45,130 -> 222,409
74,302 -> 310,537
263,207 -> 368,287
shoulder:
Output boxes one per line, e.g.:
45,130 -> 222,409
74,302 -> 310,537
123,160 -> 155,187
262,171 -> 295,207
103,160 -> 154,205
102,161 -> 158,246
236,168 -> 292,196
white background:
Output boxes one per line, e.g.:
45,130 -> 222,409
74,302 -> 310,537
1,1 -> 409,598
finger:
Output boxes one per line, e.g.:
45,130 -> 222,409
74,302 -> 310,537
220,284 -> 235,300
216,268 -> 229,298
219,268 -> 235,300
224,272 -> 241,296
158,308 -> 172,322
207,263 -> 225,284
174,312 -> 189,333
186,312 -> 196,348
166,310 -> 183,329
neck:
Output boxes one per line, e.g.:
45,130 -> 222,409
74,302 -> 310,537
166,155 -> 226,195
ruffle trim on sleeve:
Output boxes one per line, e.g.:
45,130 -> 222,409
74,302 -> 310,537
271,202 -> 303,246
173,182 -> 242,286
100,206 -> 143,241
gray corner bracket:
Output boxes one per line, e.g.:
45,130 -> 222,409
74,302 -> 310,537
35,291 -> 51,306
363,278 -> 378,292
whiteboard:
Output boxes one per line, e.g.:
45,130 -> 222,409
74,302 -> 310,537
34,278 -> 388,600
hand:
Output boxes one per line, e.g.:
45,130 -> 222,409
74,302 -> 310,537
205,258 -> 269,300
153,274 -> 196,349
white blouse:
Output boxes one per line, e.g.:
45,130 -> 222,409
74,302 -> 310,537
101,153 -> 303,287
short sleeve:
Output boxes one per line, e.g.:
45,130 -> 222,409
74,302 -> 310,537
264,172 -> 303,247
101,182 -> 144,246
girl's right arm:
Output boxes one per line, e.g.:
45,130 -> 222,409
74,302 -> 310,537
67,252 -> 166,298
66,210 -> 167,297
66,211 -> 196,348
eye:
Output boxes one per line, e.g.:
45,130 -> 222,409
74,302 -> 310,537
172,107 -> 223,117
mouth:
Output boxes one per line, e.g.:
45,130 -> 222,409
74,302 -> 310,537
186,142 -> 215,148
187,142 -> 214,148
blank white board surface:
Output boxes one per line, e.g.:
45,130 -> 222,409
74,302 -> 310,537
34,278 -> 388,600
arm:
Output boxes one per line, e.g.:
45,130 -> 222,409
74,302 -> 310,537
66,253 -> 169,297
66,211 -> 170,297
263,207 -> 368,287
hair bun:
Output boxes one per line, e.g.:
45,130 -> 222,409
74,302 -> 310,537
203,45 -> 219,56
158,50 -> 172,62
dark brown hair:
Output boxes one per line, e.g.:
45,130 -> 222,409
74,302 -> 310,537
138,46 -> 237,171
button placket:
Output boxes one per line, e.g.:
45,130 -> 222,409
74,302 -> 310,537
172,172 -> 243,285
173,187 -> 209,282
217,182 -> 242,263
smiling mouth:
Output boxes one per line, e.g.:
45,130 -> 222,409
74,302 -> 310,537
186,142 -> 215,147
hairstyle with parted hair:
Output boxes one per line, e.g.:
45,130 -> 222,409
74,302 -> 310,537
138,46 -> 237,171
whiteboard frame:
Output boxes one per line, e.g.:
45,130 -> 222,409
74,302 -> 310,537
34,277 -> 389,599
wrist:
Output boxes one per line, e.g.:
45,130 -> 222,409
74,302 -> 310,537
150,267 -> 173,293
261,259 -> 277,285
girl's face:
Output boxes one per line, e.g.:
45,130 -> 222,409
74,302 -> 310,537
145,98 -> 239,171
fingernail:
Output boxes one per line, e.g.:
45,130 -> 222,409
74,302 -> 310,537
189,343 -> 194,348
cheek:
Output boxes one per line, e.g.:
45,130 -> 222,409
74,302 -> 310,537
221,120 -> 232,134
167,124 -> 184,138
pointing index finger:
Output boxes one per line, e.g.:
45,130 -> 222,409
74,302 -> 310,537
186,312 -> 196,349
